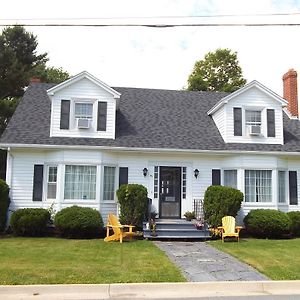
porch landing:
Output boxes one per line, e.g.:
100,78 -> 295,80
143,219 -> 211,240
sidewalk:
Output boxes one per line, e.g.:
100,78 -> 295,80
1,281 -> 300,299
154,241 -> 268,281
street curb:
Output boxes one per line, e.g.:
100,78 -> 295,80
0,281 -> 300,299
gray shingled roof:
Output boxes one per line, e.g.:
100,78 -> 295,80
1,82 -> 300,153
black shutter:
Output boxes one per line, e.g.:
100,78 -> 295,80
97,102 -> 107,131
33,165 -> 44,201
267,109 -> 275,137
119,167 -> 128,187
289,171 -> 298,205
60,100 -> 70,129
233,108 -> 242,136
212,169 -> 221,185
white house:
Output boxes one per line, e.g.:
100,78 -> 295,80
1,69 -> 300,224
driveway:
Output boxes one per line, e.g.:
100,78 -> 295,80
154,241 -> 268,282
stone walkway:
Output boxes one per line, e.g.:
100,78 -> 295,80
154,241 -> 269,282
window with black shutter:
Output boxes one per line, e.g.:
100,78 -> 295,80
60,100 -> 70,129
119,167 -> 128,187
233,107 -> 242,136
212,169 -> 221,185
97,102 -> 107,131
33,165 -> 44,201
267,109 -> 275,137
289,171 -> 298,205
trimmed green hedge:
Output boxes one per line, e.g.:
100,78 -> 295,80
287,211 -> 300,237
54,206 -> 103,238
117,184 -> 148,228
0,179 -> 9,233
244,209 -> 291,238
10,208 -> 50,236
204,185 -> 243,228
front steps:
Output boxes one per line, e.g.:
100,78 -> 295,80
143,219 -> 211,240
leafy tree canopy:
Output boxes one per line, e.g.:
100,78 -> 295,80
0,26 -> 70,136
187,48 -> 246,93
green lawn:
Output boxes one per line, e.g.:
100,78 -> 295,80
0,237 -> 185,285
209,238 -> 300,280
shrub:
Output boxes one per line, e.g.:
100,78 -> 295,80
10,208 -> 50,236
287,211 -> 300,237
203,185 -> 243,228
184,211 -> 195,221
117,184 -> 148,228
54,206 -> 103,238
0,179 -> 10,233
244,209 -> 291,238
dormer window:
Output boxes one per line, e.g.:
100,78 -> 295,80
75,103 -> 93,119
245,110 -> 262,136
74,102 -> 93,129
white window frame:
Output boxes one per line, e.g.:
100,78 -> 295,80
244,169 -> 273,203
245,108 -> 263,136
71,98 -> 97,129
223,169 -> 237,189
46,165 -> 58,200
64,164 -> 97,201
102,165 -> 117,202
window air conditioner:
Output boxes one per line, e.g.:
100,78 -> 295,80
249,125 -> 261,135
77,118 -> 90,129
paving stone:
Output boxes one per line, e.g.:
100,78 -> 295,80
154,241 -> 269,282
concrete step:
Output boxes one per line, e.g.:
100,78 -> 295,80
143,219 -> 211,239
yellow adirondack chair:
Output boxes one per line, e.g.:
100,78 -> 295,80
218,216 -> 243,242
104,213 -> 136,243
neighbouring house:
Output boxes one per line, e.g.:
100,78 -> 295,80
1,69 -> 300,224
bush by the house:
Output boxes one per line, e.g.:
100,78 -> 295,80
203,185 -> 243,228
244,209 -> 291,238
10,208 -> 50,236
0,179 -> 10,233
54,206 -> 103,238
117,184 -> 148,228
287,211 -> 300,237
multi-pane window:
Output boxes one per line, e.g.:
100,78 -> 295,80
278,171 -> 286,203
245,170 -> 272,202
47,166 -> 57,199
64,165 -> 96,200
245,110 -> 261,126
224,170 -> 237,189
154,166 -> 159,199
182,167 -> 187,199
75,103 -> 93,118
103,166 -> 116,201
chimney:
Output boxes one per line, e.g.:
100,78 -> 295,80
30,77 -> 41,83
283,69 -> 298,117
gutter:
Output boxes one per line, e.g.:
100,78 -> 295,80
1,143 -> 300,157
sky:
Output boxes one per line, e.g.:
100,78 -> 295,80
1,0 -> 300,96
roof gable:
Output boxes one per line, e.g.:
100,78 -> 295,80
207,80 -> 288,115
46,71 -> 121,98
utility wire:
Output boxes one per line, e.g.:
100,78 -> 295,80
0,23 -> 299,27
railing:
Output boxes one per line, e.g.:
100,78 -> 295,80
193,198 -> 204,220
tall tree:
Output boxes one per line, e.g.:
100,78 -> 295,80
187,48 -> 246,93
0,26 -> 70,180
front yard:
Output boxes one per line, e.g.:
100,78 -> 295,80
0,238 -> 185,284
209,238 -> 300,280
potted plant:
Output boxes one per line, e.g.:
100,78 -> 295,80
184,211 -> 195,221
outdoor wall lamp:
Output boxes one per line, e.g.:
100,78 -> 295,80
194,169 -> 199,178
143,168 -> 148,177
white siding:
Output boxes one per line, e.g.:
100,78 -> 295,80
211,86 -> 284,144
212,105 -> 226,139
50,78 -> 116,139
7,148 -> 300,225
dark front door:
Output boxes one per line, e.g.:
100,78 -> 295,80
159,167 -> 181,219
